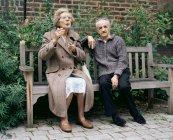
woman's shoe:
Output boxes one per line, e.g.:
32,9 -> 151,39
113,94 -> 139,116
77,118 -> 93,129
60,121 -> 72,132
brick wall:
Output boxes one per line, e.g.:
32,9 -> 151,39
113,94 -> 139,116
0,0 -> 158,21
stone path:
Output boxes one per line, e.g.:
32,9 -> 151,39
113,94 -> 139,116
1,106 -> 173,140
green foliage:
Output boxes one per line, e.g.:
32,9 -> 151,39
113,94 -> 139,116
0,84 -> 26,131
111,3 -> 173,47
18,15 -> 53,48
18,0 -> 53,48
0,10 -> 26,131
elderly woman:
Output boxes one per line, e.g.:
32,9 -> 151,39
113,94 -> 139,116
38,8 -> 94,132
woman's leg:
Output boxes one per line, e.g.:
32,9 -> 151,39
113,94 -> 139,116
77,94 -> 93,129
60,93 -> 73,132
77,94 -> 85,120
61,93 -> 73,122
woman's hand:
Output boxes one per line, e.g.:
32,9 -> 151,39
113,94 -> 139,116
52,28 -> 65,45
87,36 -> 96,49
68,42 -> 76,53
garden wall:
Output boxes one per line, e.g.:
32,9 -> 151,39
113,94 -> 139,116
1,0 -> 158,20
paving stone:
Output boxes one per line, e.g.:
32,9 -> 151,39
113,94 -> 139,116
48,129 -> 61,134
151,132 -> 173,139
1,133 -> 15,139
70,126 -> 85,132
121,131 -> 140,137
37,125 -> 53,131
15,132 -> 33,137
86,133 -> 112,140
26,128 -> 38,132
47,134 -> 64,139
32,130 -> 49,136
3,137 -> 30,140
69,137 -> 87,140
125,136 -> 143,140
51,125 -> 61,130
84,130 -> 101,136
72,132 -> 86,137
97,124 -> 114,129
62,132 -> 74,138
140,134 -> 156,140
109,132 -> 125,138
6,127 -> 26,134
30,135 -> 49,140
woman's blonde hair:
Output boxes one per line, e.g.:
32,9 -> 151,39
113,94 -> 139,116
53,8 -> 75,27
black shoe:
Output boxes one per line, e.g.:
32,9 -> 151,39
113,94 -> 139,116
134,115 -> 146,124
112,115 -> 126,127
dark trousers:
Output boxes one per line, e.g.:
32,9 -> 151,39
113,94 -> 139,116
99,68 -> 140,118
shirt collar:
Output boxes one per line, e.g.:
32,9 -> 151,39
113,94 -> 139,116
98,34 -> 115,42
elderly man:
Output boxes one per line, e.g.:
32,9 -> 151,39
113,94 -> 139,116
81,17 -> 146,127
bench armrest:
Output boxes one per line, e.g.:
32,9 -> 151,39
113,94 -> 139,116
19,66 -> 34,72
150,63 -> 173,68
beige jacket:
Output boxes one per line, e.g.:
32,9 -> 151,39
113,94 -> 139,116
38,29 -> 94,117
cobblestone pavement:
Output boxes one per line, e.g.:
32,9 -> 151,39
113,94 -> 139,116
1,106 -> 173,140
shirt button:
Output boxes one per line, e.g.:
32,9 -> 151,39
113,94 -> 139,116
58,74 -> 61,76
62,68 -> 65,70
62,56 -> 64,58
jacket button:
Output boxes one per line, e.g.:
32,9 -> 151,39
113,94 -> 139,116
62,56 -> 64,58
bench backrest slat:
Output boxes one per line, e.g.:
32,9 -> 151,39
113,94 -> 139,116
128,53 -> 132,78
29,52 -> 33,67
38,58 -> 43,83
135,53 -> 139,78
142,53 -> 146,78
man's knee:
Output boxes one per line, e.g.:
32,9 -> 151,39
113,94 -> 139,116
119,84 -> 131,92
99,78 -> 108,87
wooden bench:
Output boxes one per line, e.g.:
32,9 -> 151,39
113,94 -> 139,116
19,41 -> 173,127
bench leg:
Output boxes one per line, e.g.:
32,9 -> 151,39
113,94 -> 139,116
168,68 -> 173,114
147,89 -> 154,109
25,72 -> 33,127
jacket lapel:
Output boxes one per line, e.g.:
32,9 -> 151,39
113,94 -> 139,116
50,29 -> 78,55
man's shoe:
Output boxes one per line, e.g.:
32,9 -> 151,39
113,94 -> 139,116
77,118 -> 93,129
60,121 -> 72,133
134,115 -> 146,124
112,115 -> 126,127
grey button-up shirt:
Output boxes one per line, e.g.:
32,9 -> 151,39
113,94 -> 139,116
81,34 -> 129,77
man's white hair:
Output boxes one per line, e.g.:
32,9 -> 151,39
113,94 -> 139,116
95,17 -> 111,27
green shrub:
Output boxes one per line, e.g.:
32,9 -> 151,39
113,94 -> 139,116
0,84 -> 26,131
0,10 -> 26,132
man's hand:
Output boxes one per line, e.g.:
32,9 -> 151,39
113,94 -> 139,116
68,42 -> 76,53
111,75 -> 119,90
52,28 -> 65,45
87,36 -> 96,49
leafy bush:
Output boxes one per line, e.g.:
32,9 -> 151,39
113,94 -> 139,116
0,10 -> 26,131
111,3 -> 173,47
0,84 -> 25,131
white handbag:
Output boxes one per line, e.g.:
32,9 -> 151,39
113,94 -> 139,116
82,63 -> 92,81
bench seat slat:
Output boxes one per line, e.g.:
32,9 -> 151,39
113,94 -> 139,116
33,80 -> 171,95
